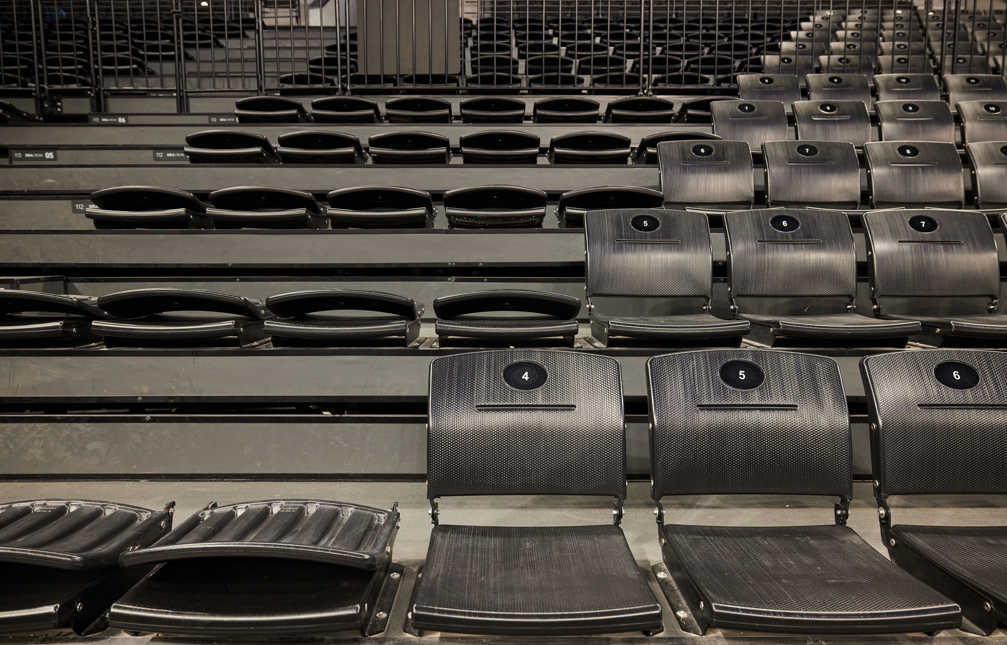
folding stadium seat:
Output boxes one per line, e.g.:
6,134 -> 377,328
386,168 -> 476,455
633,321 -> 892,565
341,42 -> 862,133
958,100 -> 1007,143
877,55 -> 934,74
470,55 -> 519,76
384,97 -> 452,123
806,73 -> 873,103
655,71 -> 716,86
265,290 -> 421,347
776,40 -> 830,57
648,349 -> 962,635
711,100 -> 788,150
107,500 -> 402,638
557,186 -> 663,227
658,140 -> 754,208
863,141 -> 964,208
459,97 -> 525,123
876,100 -> 956,142
604,96 -> 675,123
637,131 -> 721,163
818,54 -> 877,73
592,72 -> 643,87
758,54 -> 817,75
367,132 -> 449,164
233,96 -> 307,123
967,141 -> 1007,207
459,131 -> 539,164
762,141 -> 861,208
92,289 -> 269,348
584,209 -> 748,346
863,209 -> 1007,345
0,290 -> 105,347
0,499 -> 172,636
874,73 -> 941,101
205,187 -> 325,229
443,186 -> 547,228
724,208 -> 919,346
184,130 -> 276,164
549,132 -> 632,164
85,186 -> 203,229
673,97 -> 733,123
829,40 -> 879,57
944,73 -> 1007,107
526,55 -> 576,76
408,350 -> 662,636
327,186 -> 433,228
861,349 -> 1007,634
793,100 -> 871,145
942,54 -> 998,74
274,131 -> 362,164
533,96 -> 599,123
433,291 -> 580,346
635,54 -> 685,75
310,97 -> 380,123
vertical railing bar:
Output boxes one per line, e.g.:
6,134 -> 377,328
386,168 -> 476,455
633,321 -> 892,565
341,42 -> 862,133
84,0 -> 100,109
172,0 -> 187,110
950,0 -> 962,74
223,0 -> 232,89
444,0 -> 450,87
1000,0 -> 1007,76
29,0 -> 44,112
410,0 -> 416,88
394,0 -> 400,85
969,0 -> 978,72
940,0 -> 950,74
238,0 -> 246,91
254,0 -> 265,93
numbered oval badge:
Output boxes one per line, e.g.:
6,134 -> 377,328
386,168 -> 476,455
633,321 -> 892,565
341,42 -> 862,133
719,360 -> 764,390
504,361 -> 547,390
934,361 -> 980,389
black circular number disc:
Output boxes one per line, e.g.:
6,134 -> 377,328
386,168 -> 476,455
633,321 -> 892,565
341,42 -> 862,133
934,362 -> 980,389
720,360 -> 764,390
631,214 -> 660,232
504,361 -> 548,390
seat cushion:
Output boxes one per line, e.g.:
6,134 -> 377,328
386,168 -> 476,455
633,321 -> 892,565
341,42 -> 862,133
663,524 -> 961,633
909,313 -> 1007,338
594,312 -> 750,339
411,525 -> 662,635
893,525 -> 1007,610
747,313 -> 921,338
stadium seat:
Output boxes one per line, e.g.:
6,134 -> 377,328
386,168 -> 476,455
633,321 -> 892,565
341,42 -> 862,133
265,290 -> 421,346
584,208 -> 749,346
367,131 -> 449,163
793,100 -> 872,145
0,499 -> 171,635
876,100 -> 956,142
458,97 -> 525,123
604,96 -> 676,123
759,53 -> 817,75
443,186 -> 546,228
526,55 -> 576,77
673,96 -> 732,123
736,73 -> 802,103
711,100 -> 788,149
549,132 -> 632,164
944,73 -> 1007,107
557,186 -> 663,227
275,131 -> 363,163
658,139 -> 754,208
108,500 -> 402,638
806,73 -> 872,103
637,130 -> 721,163
724,208 -> 919,346
863,141 -> 965,207
433,291 -> 579,345
861,349 -> 1007,634
0,290 -> 104,347
762,141 -> 861,208
86,185 -> 203,229
384,97 -> 452,123
819,54 -> 877,73
326,186 -> 434,228
205,187 -> 325,228
967,141 -> 1007,207
459,131 -> 539,164
648,348 -> 961,635
233,96 -> 307,123
527,72 -> 581,87
408,350 -> 663,636
863,208 -> 1007,344
184,130 -> 276,164
957,100 -> 1007,143
533,96 -> 599,122
92,288 -> 269,347
877,55 -> 933,74
309,97 -> 380,123
874,73 -> 941,101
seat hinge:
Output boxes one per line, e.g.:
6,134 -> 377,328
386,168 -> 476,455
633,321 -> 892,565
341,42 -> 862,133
877,497 -> 895,549
654,500 -> 666,527
834,496 -> 850,526
612,498 -> 624,526
428,498 -> 439,527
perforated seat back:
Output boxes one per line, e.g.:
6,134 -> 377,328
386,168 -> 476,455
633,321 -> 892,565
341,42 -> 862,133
864,141 -> 965,207
763,141 -> 861,208
874,74 -> 941,101
649,349 -> 851,498
967,141 -> 1007,207
427,350 -> 625,499
944,73 -> 1007,107
711,100 -> 789,149
793,100 -> 872,145
863,209 -> 999,316
658,140 -> 754,207
958,100 -> 1007,143
737,73 -> 802,103
876,100 -> 956,142
862,349 -> 1007,496
806,73 -> 872,103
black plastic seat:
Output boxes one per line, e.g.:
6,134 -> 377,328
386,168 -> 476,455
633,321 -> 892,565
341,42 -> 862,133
638,130 -> 721,163
326,186 -> 433,228
206,186 -> 324,228
713,99 -> 789,150
958,100 -> 1007,143
584,209 -> 749,346
443,186 -> 546,228
549,132 -> 631,164
108,500 -> 401,638
879,40 -> 928,56
758,54 -> 817,74
533,96 -> 599,123
0,499 -> 171,636
656,71 -> 716,86
863,141 -> 965,207
806,73 -> 872,103
310,97 -> 380,123
968,141 -> 1007,207
0,290 -> 104,347
93,288 -> 269,347
877,55 -> 933,74
725,208 -> 919,346
368,131 -> 449,164
527,55 -> 576,76
864,209 -> 1007,345
86,185 -> 203,229
470,55 -> 519,75
384,97 -> 452,123
409,350 -> 662,636
658,139 -> 754,208
605,96 -> 675,123
265,290 -> 421,346
648,349 -> 962,635
459,97 -> 525,123
184,130 -> 275,164
460,131 -> 539,164
874,74 -> 941,102
433,290 -> 579,345
877,100 -> 956,142
793,100 -> 872,145
275,131 -> 362,164
557,186 -> 663,227
233,96 -> 306,123
762,141 -> 861,208
944,73 -> 1007,107
736,73 -> 802,103
635,55 -> 685,75
577,54 -> 627,75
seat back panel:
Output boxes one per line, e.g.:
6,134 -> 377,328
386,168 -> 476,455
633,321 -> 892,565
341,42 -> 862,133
658,140 -> 754,207
763,141 -> 861,208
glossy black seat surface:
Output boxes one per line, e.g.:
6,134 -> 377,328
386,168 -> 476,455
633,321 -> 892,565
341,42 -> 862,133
443,186 -> 547,228
0,290 -> 102,347
459,130 -> 539,164
206,186 -> 322,228
87,186 -> 204,229
557,186 -> 663,227
234,96 -> 306,123
434,290 -> 579,345
265,290 -> 421,346
184,130 -> 275,164
275,131 -> 362,164
458,97 -> 525,123
368,131 -> 449,164
549,132 -> 632,164
385,97 -> 452,123
310,97 -> 379,123
327,186 -> 433,228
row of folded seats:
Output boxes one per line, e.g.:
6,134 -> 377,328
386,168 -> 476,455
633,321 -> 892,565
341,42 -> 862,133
13,206 -> 1007,348
1,348 -> 1004,638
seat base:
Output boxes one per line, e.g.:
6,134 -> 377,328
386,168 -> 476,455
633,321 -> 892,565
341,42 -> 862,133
266,318 -> 420,347
660,523 -> 961,635
744,313 -> 917,348
92,320 -> 266,348
591,313 -> 749,347
435,318 -> 577,346
894,313 -> 1007,346
410,524 -> 662,636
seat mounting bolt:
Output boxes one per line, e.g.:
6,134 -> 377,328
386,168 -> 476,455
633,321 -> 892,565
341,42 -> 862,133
390,572 -> 400,580
984,602 -> 993,612
878,508 -> 886,517
889,538 -> 896,547
376,611 -> 388,620
656,570 -> 668,579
